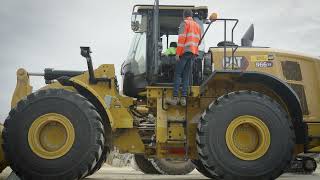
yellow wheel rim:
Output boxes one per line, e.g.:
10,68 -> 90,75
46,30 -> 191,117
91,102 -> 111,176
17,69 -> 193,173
28,113 -> 75,159
226,115 -> 270,161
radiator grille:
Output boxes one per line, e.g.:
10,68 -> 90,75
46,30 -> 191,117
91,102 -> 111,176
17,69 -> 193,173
281,61 -> 302,81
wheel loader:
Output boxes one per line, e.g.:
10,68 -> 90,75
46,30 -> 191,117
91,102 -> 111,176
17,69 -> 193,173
1,1 -> 320,180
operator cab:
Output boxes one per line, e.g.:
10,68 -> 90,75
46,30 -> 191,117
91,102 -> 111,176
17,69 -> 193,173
121,5 -> 208,97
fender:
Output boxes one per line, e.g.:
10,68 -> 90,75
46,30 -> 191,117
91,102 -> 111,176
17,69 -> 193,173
69,65 -> 134,131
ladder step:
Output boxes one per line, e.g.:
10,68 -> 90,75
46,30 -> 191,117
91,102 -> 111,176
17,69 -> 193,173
167,139 -> 186,142
168,120 -> 186,124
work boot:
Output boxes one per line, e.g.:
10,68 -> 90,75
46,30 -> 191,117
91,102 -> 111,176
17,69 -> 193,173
166,97 -> 179,106
180,97 -> 187,106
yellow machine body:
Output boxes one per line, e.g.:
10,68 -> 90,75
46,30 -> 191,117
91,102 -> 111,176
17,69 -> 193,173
124,46 -> 320,159
7,47 -> 320,161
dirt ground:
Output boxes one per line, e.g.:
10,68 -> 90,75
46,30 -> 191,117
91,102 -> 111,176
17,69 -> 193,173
1,165 -> 319,180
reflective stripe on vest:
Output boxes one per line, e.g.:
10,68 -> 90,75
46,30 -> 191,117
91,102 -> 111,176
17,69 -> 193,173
176,17 -> 201,56
178,33 -> 200,39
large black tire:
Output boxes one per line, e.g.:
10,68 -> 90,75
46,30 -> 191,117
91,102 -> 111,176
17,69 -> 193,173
133,154 -> 161,174
85,146 -> 109,177
302,157 -> 317,174
192,160 -> 218,179
197,91 -> 295,180
151,158 -> 195,175
0,125 -> 8,173
3,89 -> 105,180
86,102 -> 112,177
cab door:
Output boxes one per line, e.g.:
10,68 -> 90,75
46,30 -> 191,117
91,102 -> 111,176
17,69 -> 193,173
121,33 -> 148,97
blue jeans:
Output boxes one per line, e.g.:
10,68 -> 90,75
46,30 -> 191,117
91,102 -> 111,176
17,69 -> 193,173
173,53 -> 194,97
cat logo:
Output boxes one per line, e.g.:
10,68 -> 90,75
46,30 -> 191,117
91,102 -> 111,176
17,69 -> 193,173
223,56 -> 249,70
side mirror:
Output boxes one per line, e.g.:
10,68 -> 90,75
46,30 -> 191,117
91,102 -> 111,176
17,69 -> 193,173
209,13 -> 218,22
131,12 -> 142,32
80,47 -> 92,59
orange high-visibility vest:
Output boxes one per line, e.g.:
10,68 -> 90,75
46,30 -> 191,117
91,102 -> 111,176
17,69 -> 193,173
176,17 -> 201,56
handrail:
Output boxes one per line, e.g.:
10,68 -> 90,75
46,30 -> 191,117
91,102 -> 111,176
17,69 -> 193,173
201,18 -> 239,70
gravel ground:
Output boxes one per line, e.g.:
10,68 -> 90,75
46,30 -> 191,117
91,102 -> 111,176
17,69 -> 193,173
1,165 -> 319,180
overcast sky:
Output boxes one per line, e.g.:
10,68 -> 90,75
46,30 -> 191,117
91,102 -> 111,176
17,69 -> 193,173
1,0 -> 320,121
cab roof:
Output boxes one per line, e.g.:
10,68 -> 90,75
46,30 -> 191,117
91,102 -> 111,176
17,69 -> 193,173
133,5 -> 208,35
134,5 -> 208,12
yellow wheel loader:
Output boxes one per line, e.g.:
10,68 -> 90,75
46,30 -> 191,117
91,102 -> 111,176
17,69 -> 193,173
1,1 -> 320,180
